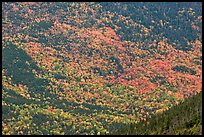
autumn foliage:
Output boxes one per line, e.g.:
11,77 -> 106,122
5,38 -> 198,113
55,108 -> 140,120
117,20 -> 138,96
2,2 -> 202,135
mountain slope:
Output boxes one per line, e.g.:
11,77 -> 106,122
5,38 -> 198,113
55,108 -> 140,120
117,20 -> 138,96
2,2 -> 202,135
111,92 -> 202,135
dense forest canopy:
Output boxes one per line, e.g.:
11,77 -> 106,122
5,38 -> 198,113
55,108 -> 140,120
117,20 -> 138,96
2,2 -> 202,135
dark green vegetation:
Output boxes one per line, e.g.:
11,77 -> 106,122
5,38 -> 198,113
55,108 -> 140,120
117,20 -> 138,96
2,2 -> 202,135
172,65 -> 197,75
111,92 -> 202,135
100,2 -> 202,52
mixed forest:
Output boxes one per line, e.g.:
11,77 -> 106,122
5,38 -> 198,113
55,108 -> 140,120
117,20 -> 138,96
2,2 -> 202,135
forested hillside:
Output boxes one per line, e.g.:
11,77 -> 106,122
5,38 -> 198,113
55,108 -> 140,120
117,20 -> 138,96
111,92 -> 202,135
2,2 -> 202,135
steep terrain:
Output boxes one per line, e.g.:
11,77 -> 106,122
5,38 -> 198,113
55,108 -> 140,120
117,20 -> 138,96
111,92 -> 202,135
2,2 -> 202,135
